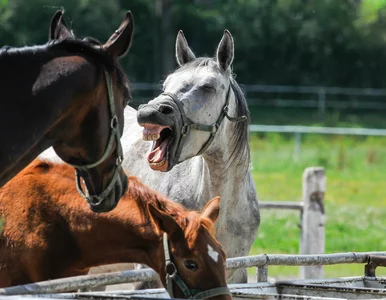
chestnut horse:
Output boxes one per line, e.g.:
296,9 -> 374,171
0,10 -> 133,213
0,159 -> 231,299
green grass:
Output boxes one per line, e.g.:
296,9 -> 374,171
249,107 -> 386,128
248,131 -> 386,279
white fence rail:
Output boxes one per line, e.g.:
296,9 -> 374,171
249,125 -> 386,136
1,252 -> 385,295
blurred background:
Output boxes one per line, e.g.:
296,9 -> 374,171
1,0 -> 386,279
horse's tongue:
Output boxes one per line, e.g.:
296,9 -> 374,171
147,137 -> 170,163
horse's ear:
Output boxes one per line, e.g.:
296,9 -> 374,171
49,10 -> 74,41
201,197 -> 220,223
216,29 -> 234,72
175,30 -> 196,66
148,204 -> 181,235
103,11 -> 134,59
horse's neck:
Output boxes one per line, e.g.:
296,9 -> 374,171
201,95 -> 249,195
65,191 -> 164,275
0,53 -> 94,187
0,54 -> 58,185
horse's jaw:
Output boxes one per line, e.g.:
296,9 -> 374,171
149,157 -> 169,172
142,125 -> 172,172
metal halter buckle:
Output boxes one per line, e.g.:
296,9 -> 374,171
181,124 -> 190,135
211,123 -> 219,133
165,261 -> 177,277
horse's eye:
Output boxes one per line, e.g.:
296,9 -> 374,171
202,85 -> 215,93
183,259 -> 198,271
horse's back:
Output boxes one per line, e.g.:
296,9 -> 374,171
0,160 -> 86,286
0,159 -> 73,226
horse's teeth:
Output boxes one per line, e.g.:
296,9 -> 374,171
143,133 -> 160,141
151,159 -> 165,167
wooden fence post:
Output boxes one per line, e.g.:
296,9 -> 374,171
299,167 -> 326,279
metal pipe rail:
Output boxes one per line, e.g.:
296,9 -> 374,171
226,252 -> 386,283
259,201 -> 303,211
226,252 -> 386,269
1,252 -> 386,296
249,125 -> 386,137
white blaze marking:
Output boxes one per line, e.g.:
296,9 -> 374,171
207,244 -> 219,263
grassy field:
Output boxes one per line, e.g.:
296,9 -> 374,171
247,107 -> 386,279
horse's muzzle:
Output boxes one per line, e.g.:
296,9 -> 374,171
137,102 -> 176,127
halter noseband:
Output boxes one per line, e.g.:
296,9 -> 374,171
163,233 -> 231,299
70,70 -> 124,206
161,82 -> 247,161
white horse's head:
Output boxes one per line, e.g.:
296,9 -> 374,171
137,30 -> 244,172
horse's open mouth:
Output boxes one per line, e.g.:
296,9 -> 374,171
142,125 -> 174,171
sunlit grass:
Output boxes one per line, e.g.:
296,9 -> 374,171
248,132 -> 386,279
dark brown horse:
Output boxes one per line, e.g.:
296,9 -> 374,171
0,159 -> 232,299
0,10 -> 133,213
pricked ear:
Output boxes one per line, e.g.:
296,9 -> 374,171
103,11 -> 134,59
216,29 -> 234,72
175,30 -> 196,66
201,197 -> 220,223
49,10 -> 74,41
148,204 -> 181,235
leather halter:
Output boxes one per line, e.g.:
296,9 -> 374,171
163,233 -> 231,299
161,82 -> 247,162
69,70 -> 124,206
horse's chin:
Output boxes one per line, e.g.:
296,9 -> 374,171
148,158 -> 169,172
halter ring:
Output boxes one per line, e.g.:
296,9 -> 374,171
165,262 -> 177,277
110,115 -> 118,129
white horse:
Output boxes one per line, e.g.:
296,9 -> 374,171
39,30 -> 260,285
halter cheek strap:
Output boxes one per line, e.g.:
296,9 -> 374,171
69,70 -> 124,206
163,233 -> 232,299
162,82 -> 247,163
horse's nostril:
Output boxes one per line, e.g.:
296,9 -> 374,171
159,105 -> 174,115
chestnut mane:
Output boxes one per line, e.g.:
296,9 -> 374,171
18,160 -> 217,247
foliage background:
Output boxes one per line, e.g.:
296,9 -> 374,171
2,0 -> 386,87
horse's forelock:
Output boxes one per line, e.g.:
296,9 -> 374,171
174,57 -> 218,75
182,212 -> 219,249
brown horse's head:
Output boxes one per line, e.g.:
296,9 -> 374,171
46,11 -> 134,212
148,197 -> 231,299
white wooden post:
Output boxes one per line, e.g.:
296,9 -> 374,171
299,167 -> 326,279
